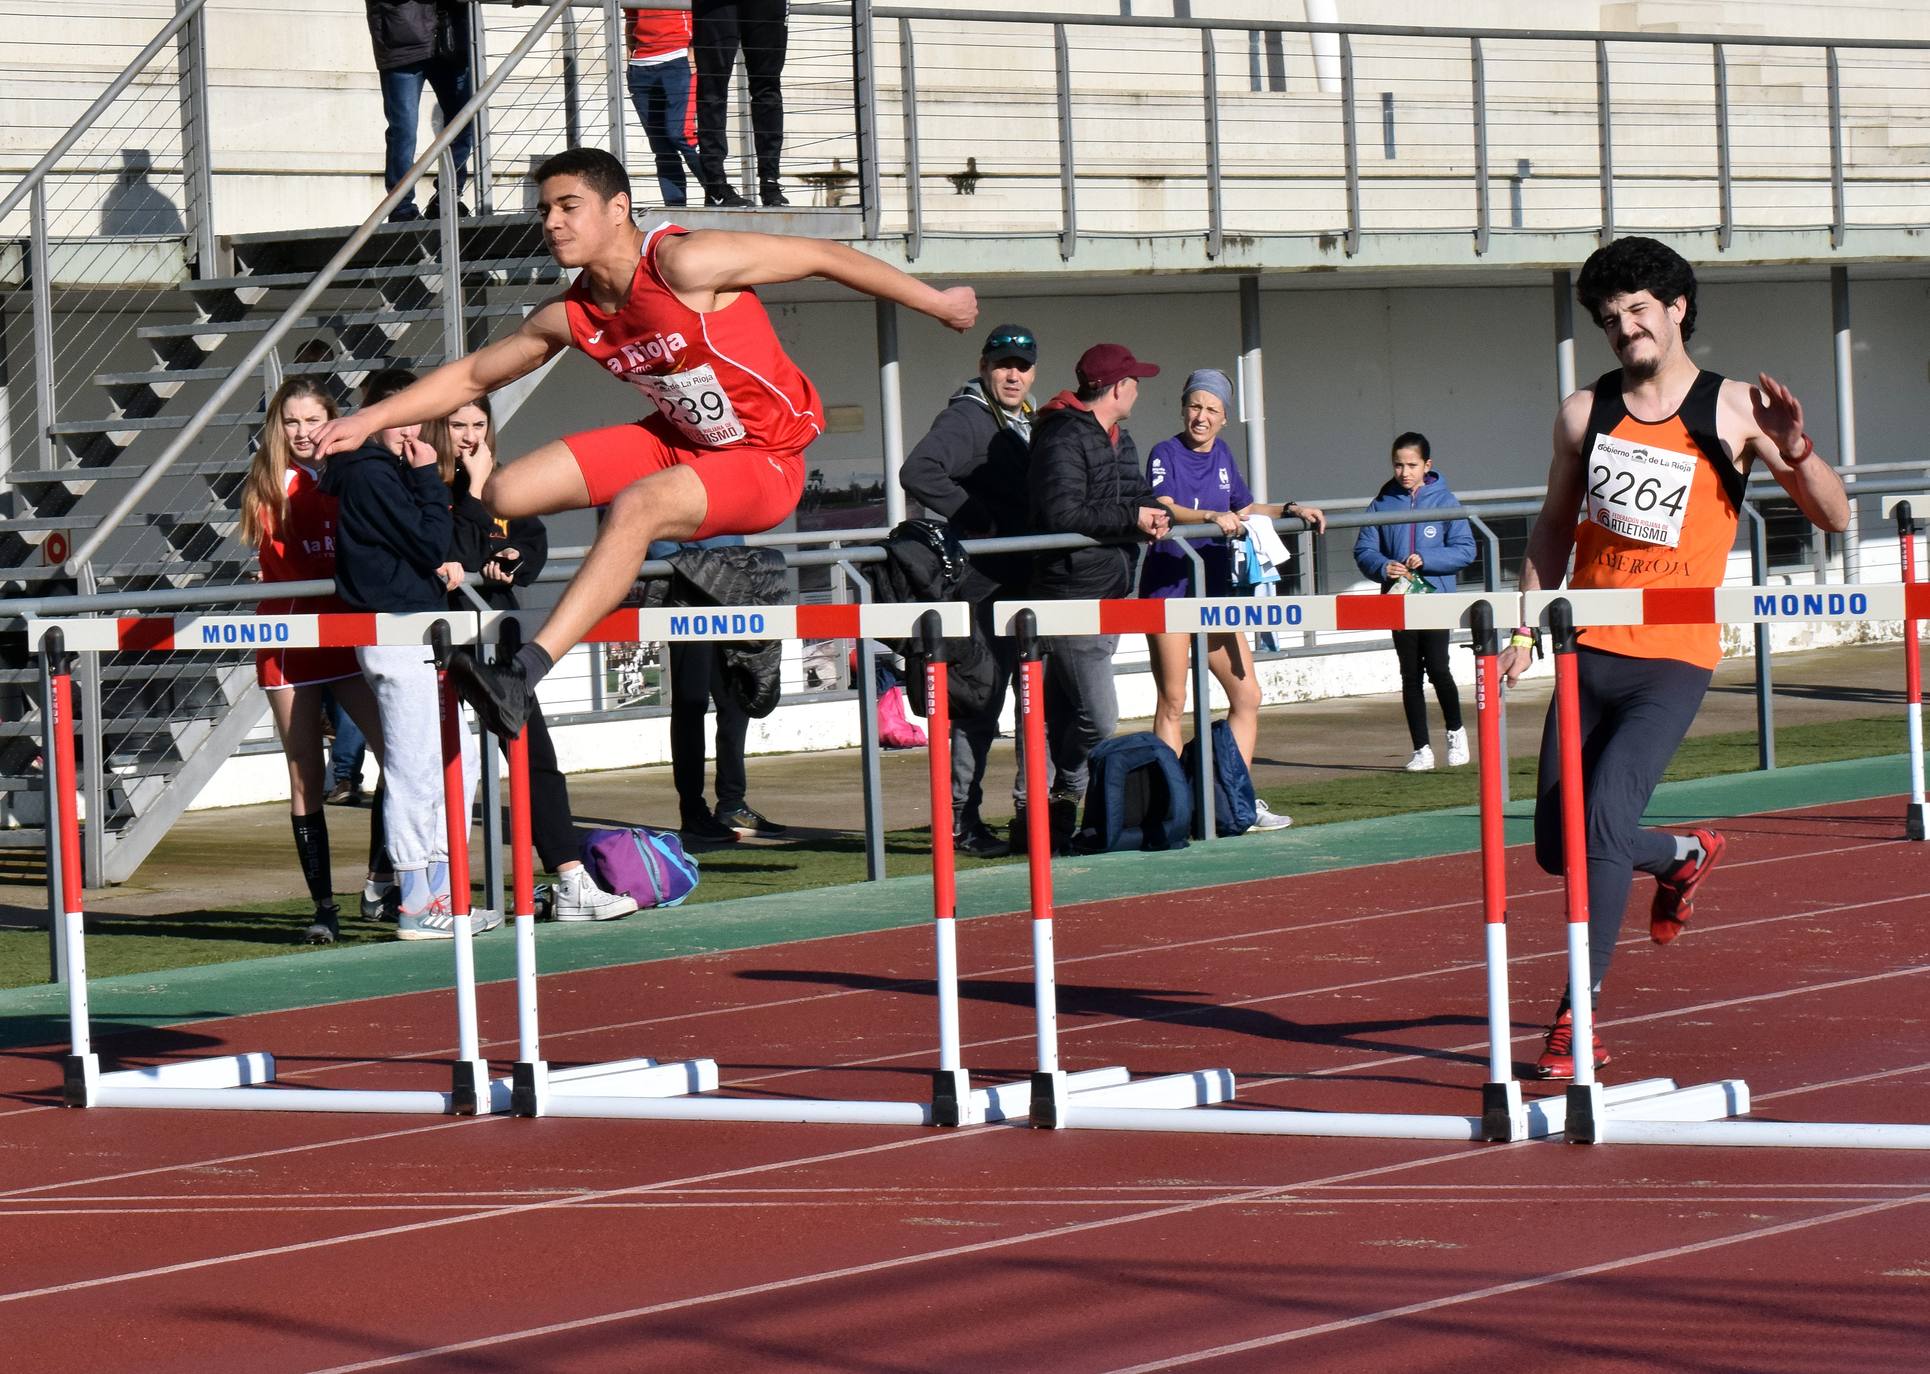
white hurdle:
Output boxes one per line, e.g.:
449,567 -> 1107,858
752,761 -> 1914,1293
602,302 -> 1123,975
1882,495 -> 1929,841
496,600 -> 978,1126
1528,587 -> 1930,1151
29,613 -> 495,1116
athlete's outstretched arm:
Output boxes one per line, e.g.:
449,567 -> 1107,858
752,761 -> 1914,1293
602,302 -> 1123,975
312,301 -> 572,457
1744,373 -> 1850,533
658,230 -> 977,332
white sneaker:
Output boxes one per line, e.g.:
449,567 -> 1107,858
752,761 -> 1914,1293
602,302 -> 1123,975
397,897 -> 504,940
1405,745 -> 1436,772
1249,798 -> 1292,831
1445,728 -> 1470,768
551,866 -> 637,922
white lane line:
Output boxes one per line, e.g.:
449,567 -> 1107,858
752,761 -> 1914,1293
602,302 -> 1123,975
1100,1192 -> 1930,1373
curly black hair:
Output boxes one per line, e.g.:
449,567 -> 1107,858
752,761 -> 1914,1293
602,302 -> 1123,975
1575,236 -> 1698,343
532,147 -> 632,205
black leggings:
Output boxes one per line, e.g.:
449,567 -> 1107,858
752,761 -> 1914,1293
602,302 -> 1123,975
1392,629 -> 1463,748
669,641 -> 749,823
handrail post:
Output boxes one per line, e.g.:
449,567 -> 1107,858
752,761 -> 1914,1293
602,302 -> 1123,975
1827,45 -> 1845,248
175,0 -> 218,276
468,3 -> 494,215
837,558 -> 887,881
852,0 -> 883,239
1595,38 -> 1615,245
604,0 -> 628,165
1202,29 -> 1223,260
75,562 -> 107,887
1743,502 -> 1775,771
562,3 -> 584,149
1055,22 -> 1077,261
28,184 -> 57,474
1713,42 -> 1733,252
899,16 -> 922,260
1339,31 -> 1360,257
440,149 -> 466,360
1470,35 -> 1489,255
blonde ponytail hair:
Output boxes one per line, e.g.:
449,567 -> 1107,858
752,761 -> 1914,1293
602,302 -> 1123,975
238,379 -> 338,547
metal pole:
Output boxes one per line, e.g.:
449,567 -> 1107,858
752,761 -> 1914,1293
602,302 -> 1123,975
853,0 -> 882,237
1744,503 -> 1775,771
1202,29 -> 1223,259
1470,35 -> 1489,255
29,184 -> 56,474
563,5 -> 583,149
1826,45 -> 1845,249
1713,42 -> 1733,253
1171,538 -> 1215,841
440,150 -> 466,361
899,16 -> 922,260
176,0 -> 218,276
75,566 -> 105,887
40,644 -> 64,983
837,559 -> 887,881
604,0 -> 627,163
1054,22 -> 1076,261
1899,501 -> 1926,840
1595,38 -> 1615,246
469,4 -> 493,216
1833,265 -> 1859,581
1552,269 -> 1576,400
1239,276 -> 1267,504
1468,513 -> 1506,802
877,301 -> 905,527
1339,31 -> 1360,256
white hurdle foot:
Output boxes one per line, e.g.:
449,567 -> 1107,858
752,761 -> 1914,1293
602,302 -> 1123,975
1602,1078 -> 1749,1124
98,1053 -> 275,1090
1058,1069 -> 1236,1111
1520,1077 -> 1681,1139
1596,1116 -> 1930,1150
547,1059 -> 719,1099
974,1066 -> 1130,1124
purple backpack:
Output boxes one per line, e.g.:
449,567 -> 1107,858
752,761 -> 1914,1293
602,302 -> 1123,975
581,827 -> 701,908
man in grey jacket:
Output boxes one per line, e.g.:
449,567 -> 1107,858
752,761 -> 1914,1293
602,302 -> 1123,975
1019,342 -> 1169,852
366,0 -> 474,222
901,324 -> 1039,856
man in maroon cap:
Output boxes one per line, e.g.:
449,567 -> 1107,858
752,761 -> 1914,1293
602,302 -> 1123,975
1013,342 -> 1171,853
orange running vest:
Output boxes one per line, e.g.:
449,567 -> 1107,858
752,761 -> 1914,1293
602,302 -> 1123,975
1570,369 -> 1743,669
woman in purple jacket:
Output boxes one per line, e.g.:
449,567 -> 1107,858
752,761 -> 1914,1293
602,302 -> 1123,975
1139,369 -> 1326,831
1352,431 -> 1477,772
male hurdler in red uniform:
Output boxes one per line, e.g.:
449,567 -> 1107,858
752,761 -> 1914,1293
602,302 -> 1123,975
317,146 -> 978,731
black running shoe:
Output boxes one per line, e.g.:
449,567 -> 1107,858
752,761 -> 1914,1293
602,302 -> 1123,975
680,813 -> 740,846
446,647 -> 535,736
953,819 -> 1009,859
303,904 -> 340,945
704,184 -> 752,208
717,804 -> 786,838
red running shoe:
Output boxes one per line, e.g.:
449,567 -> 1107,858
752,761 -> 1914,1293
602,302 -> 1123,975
1651,827 -> 1726,945
1534,1008 -> 1610,1080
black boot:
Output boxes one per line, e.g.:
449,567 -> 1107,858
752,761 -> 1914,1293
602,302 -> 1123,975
704,184 -> 751,208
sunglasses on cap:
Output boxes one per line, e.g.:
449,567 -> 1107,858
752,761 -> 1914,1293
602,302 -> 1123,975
983,332 -> 1035,356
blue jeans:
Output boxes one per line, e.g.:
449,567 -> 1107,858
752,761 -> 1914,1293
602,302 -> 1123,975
324,688 -> 368,789
627,58 -> 703,206
380,57 -> 474,210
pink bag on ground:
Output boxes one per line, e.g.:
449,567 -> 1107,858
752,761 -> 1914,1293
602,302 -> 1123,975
877,683 -> 927,749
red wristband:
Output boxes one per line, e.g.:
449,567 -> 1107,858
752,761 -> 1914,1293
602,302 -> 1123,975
1784,432 -> 1815,464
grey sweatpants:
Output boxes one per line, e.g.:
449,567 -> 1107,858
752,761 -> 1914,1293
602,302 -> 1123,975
358,644 -> 479,874
951,598 -> 1020,826
1013,632 -> 1120,807
1533,646 -> 1711,991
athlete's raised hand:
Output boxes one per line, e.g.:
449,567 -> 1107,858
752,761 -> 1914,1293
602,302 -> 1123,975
310,412 -> 377,459
1752,372 -> 1808,459
931,285 -> 979,333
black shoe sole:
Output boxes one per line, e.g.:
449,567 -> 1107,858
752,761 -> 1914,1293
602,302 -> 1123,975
446,648 -> 532,736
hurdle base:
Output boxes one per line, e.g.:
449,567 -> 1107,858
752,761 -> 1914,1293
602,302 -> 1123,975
451,1059 -> 490,1116
1564,1081 -> 1606,1143
1029,1070 -> 1070,1129
511,1060 -> 549,1117
1057,1069 -> 1236,1111
1906,802 -> 1929,842
1480,1080 -> 1526,1142
972,1066 -> 1131,1124
931,1068 -> 974,1127
61,1053 -> 100,1108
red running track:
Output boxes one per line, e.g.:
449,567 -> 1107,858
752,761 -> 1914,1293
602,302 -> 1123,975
1,795 -> 1927,1372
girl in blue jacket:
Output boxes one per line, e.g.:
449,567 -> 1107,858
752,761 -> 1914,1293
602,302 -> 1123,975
1353,432 -> 1477,771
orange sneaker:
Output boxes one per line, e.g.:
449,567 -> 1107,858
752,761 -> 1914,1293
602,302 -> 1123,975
1534,1008 -> 1610,1080
1651,828 -> 1725,945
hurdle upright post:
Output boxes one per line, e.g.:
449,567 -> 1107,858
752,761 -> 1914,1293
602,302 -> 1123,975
1471,602 -> 1525,1141
1015,610 -> 1068,1127
497,618 -> 548,1117
1548,599 -> 1603,1142
1898,501 -> 1927,841
43,629 -> 99,1107
917,611 -> 972,1126
433,621 -> 489,1114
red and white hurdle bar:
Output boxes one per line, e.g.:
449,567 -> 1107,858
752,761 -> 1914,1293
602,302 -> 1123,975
1529,589 -> 1930,1150
487,601 -> 1008,1126
29,615 -> 495,1114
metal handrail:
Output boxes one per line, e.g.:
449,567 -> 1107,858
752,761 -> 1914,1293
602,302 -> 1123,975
0,0 -> 211,225
64,0 -> 580,575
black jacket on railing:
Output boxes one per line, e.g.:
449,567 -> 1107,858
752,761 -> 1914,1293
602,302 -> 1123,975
1026,393 -> 1154,601
365,0 -> 468,71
